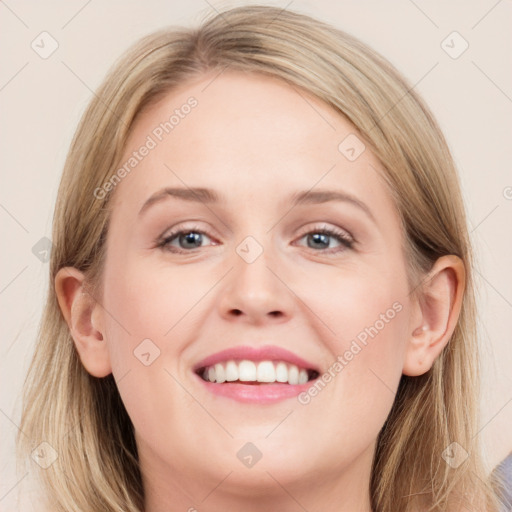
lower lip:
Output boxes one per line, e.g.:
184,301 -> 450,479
194,373 -> 315,404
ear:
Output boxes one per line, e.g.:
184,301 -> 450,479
55,267 -> 112,377
403,255 -> 466,377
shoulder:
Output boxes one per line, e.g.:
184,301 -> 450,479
492,452 -> 512,511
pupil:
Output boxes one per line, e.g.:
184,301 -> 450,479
179,232 -> 330,250
309,233 -> 328,249
181,232 -> 202,248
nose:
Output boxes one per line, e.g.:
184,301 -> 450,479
217,239 -> 295,326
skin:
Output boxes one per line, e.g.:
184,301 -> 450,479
56,72 -> 465,512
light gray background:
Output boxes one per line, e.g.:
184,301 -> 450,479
1,1 -> 511,510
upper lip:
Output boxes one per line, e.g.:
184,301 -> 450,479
192,345 -> 320,373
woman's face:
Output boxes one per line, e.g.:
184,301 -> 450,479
99,72 -> 415,505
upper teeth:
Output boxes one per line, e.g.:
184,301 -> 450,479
202,360 -> 310,385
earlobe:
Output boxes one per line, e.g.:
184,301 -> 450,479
403,255 -> 466,377
55,267 -> 112,378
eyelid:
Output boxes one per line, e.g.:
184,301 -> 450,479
296,222 -> 354,241
156,223 -> 214,247
293,223 -> 355,254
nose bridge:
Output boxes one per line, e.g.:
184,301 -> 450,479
218,227 -> 293,322
234,231 -> 279,298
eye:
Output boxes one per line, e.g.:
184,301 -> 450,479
156,223 -> 354,255
157,225 -> 215,253
294,224 -> 354,254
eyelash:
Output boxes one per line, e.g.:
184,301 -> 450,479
156,223 -> 355,255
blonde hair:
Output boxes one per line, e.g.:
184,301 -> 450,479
17,5 -> 504,511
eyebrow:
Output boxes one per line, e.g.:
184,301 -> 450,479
138,186 -> 376,223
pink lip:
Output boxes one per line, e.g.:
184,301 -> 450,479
192,345 -> 319,404
194,376 -> 315,404
192,345 -> 318,372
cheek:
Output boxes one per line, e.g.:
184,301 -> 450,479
100,258 -> 199,442
300,267 -> 410,425
102,256 -> 198,339
304,261 -> 409,352
298,308 -> 409,455
337,298 -> 409,402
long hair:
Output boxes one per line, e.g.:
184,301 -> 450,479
17,5 -> 503,511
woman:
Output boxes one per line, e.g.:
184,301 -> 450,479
17,5 -> 505,511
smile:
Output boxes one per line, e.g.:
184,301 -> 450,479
196,359 -> 319,385
192,345 -> 321,403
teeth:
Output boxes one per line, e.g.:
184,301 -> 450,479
239,360 -> 257,381
214,363 -> 226,383
275,362 -> 288,382
200,359 -> 313,385
225,361 -> 238,381
288,365 -> 299,385
257,361 -> 275,382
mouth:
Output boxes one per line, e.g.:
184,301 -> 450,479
195,359 -> 320,385
191,345 -> 321,403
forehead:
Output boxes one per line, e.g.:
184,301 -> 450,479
110,71 -> 395,220
128,71 -> 359,165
